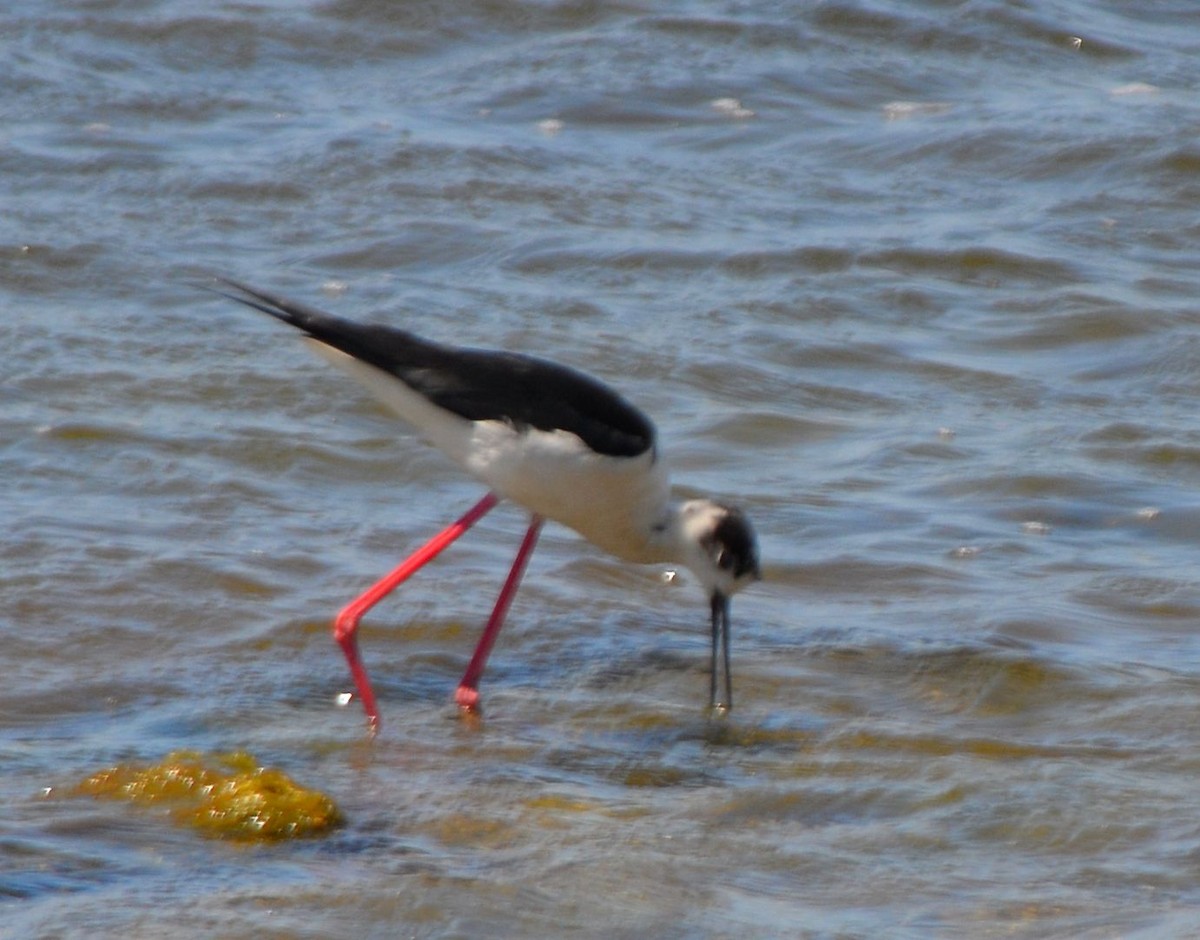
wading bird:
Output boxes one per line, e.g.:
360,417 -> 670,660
213,279 -> 760,733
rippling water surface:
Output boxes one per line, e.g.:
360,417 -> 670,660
7,1 -> 1200,936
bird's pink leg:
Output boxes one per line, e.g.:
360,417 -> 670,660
454,516 -> 543,713
334,492 -> 500,734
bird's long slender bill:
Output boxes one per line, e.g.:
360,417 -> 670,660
709,592 -> 732,714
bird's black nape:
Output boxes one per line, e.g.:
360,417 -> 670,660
712,507 -> 761,583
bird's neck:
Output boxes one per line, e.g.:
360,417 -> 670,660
571,496 -> 684,566
639,500 -> 698,566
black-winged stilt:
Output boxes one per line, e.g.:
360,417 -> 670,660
213,279 -> 761,733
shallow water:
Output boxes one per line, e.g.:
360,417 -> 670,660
7,0 -> 1200,936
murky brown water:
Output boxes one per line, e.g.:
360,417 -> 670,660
6,1 -> 1200,936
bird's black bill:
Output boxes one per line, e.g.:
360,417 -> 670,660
709,592 -> 732,713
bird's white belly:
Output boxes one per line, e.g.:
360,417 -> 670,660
304,342 -> 672,563
467,422 -> 671,563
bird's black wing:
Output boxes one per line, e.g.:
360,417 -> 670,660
213,279 -> 656,459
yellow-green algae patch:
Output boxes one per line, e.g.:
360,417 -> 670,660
73,750 -> 342,841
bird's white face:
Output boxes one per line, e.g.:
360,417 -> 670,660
676,499 -> 761,598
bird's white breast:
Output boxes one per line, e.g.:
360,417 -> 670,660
466,421 -> 672,563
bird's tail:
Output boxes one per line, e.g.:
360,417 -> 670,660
204,277 -> 333,332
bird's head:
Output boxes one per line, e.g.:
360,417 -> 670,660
673,499 -> 759,711
676,499 -> 761,600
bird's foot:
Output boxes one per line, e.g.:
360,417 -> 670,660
454,684 -> 483,716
